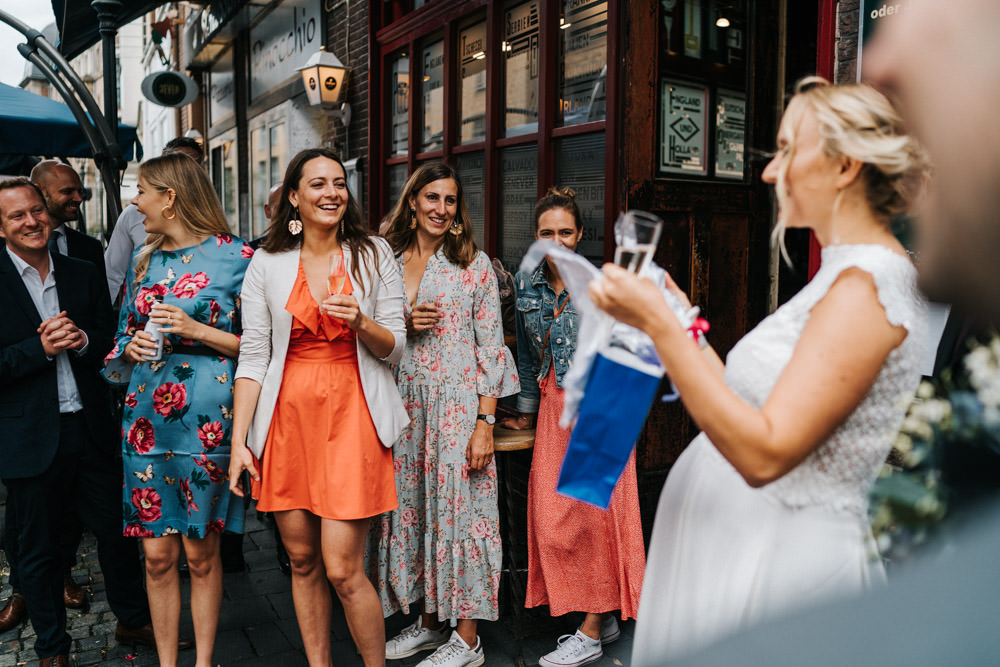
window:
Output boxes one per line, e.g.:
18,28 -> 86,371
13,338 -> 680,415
657,0 -> 748,180
390,53 -> 410,158
421,39 -> 445,152
248,121 -> 287,239
376,1 -> 615,262
458,20 -> 487,144
558,1 -> 608,126
503,1 -> 540,137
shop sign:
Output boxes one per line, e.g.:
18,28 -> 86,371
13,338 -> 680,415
857,0 -> 914,79
250,0 -> 322,101
715,90 -> 746,179
141,71 -> 200,108
659,79 -> 708,176
209,48 -> 235,126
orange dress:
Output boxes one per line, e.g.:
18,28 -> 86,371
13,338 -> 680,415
254,263 -> 397,520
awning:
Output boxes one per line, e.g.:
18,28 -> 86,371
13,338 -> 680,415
50,0 -> 167,61
0,82 -> 141,160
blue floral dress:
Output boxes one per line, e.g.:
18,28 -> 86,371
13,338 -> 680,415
367,249 -> 519,622
103,234 -> 253,538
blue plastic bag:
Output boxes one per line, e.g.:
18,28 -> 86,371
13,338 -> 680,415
557,346 -> 663,509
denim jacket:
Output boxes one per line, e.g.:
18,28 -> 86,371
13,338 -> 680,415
513,260 -> 579,414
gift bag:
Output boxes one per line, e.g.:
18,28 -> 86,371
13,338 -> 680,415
557,346 -> 663,509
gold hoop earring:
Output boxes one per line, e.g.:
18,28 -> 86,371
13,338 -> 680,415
288,207 -> 302,236
449,219 -> 463,237
409,208 -> 417,230
162,205 -> 176,221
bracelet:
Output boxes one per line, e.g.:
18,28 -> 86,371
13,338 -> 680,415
687,316 -> 710,349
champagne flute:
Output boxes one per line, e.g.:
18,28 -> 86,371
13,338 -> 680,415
328,252 -> 346,295
614,210 -> 663,274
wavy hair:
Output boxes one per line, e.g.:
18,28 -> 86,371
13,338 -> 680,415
260,148 -> 377,286
132,152 -> 231,288
382,162 -> 478,269
772,76 -> 930,260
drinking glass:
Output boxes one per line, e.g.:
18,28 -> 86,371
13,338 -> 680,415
613,210 -> 663,274
328,253 -> 346,295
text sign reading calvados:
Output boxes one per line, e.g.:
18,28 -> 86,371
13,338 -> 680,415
141,71 -> 200,108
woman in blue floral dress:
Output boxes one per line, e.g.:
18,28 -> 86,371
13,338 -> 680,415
369,163 -> 519,667
103,152 -> 252,667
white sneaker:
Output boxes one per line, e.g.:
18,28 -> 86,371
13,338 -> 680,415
598,616 -> 620,645
385,619 -> 449,660
538,630 -> 603,667
415,630 -> 485,667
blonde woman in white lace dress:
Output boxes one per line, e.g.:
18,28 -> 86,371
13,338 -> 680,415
590,78 -> 930,664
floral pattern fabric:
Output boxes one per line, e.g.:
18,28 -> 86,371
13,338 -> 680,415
104,235 -> 252,538
367,249 -> 519,622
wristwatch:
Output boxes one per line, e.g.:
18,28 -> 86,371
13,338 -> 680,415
477,413 -> 496,425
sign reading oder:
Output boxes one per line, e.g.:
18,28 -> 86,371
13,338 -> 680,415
141,71 -> 200,108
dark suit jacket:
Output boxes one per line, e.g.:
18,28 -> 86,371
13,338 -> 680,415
0,249 -> 117,480
63,225 -> 109,302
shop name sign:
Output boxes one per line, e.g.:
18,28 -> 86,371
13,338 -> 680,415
141,71 -> 200,108
250,0 -> 321,100
857,0 -> 914,78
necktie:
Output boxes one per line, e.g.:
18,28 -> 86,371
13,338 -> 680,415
48,228 -> 62,255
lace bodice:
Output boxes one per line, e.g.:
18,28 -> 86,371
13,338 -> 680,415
721,244 -> 927,516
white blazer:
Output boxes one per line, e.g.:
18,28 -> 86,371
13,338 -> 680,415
235,237 -> 409,459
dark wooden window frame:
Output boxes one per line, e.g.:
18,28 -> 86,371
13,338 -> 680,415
368,0 -> 620,260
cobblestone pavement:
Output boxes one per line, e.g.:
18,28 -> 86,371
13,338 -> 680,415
0,501 -> 634,666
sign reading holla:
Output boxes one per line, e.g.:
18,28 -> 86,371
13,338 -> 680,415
659,79 -> 708,176
141,71 -> 199,108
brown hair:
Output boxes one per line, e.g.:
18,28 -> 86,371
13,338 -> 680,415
382,162 -> 478,269
533,186 -> 582,232
261,148 -> 377,287
133,152 -> 232,287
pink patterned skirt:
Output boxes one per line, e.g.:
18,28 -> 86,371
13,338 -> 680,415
524,365 -> 646,618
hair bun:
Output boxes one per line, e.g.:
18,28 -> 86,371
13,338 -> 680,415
547,186 -> 576,199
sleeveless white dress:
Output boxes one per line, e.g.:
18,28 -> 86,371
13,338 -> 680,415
631,245 -> 927,665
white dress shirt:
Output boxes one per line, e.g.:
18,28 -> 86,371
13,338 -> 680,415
5,245 -> 87,413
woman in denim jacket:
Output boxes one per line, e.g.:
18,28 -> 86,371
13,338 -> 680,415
501,188 -> 645,667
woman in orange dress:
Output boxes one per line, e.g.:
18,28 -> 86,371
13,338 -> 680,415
228,148 -> 409,666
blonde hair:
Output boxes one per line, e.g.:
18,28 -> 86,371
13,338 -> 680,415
772,76 -> 930,260
133,152 -> 232,288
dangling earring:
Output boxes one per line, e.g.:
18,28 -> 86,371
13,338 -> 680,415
449,219 -> 463,237
288,207 -> 302,235
161,205 -> 176,220
409,208 -> 417,230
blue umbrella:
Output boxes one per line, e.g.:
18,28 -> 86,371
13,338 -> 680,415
0,81 -> 141,160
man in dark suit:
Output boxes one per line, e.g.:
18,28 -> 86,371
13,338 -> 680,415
0,161 -> 108,625
29,160 -> 108,290
0,178 -> 152,665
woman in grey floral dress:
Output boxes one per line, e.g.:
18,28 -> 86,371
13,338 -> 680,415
368,163 -> 518,667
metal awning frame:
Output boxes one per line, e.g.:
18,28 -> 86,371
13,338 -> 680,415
0,8 -> 126,223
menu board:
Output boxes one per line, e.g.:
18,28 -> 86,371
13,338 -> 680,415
659,79 -> 708,176
715,90 -> 746,179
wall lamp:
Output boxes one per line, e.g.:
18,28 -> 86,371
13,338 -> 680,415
298,46 -> 351,125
